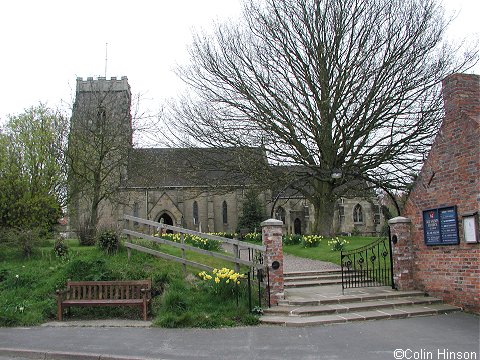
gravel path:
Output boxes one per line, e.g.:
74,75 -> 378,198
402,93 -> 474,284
283,253 -> 340,272
222,244 -> 340,272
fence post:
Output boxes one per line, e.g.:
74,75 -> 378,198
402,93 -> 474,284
233,241 -> 240,273
180,233 -> 187,275
125,216 -> 131,243
261,218 -> 284,306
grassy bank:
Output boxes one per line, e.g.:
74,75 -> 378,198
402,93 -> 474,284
0,239 -> 259,327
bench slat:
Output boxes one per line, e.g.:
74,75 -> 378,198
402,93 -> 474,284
63,299 -> 144,305
57,280 -> 152,321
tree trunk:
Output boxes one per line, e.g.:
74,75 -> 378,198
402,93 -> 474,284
88,199 -> 99,241
310,182 -> 336,237
87,176 -> 102,242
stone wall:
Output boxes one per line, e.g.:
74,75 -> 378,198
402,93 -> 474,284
390,73 -> 479,313
120,188 -> 244,233
271,196 -> 383,236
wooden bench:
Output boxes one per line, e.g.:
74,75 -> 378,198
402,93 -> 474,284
56,280 -> 152,321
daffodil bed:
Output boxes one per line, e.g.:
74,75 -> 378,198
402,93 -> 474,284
155,233 -> 223,251
198,268 -> 246,298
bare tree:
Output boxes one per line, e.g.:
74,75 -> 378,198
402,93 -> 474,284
166,0 -> 477,236
67,78 -> 133,241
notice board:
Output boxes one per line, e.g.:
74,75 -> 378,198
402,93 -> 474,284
423,206 -> 459,245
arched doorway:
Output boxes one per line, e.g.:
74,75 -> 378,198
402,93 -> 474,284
158,213 -> 174,233
294,218 -> 302,235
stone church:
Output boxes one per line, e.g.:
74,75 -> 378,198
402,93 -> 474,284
69,76 -> 383,236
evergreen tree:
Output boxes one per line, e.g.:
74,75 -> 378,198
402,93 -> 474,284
0,104 -> 66,233
237,190 -> 265,233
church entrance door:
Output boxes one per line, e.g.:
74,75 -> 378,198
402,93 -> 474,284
158,213 -> 174,233
294,218 -> 302,235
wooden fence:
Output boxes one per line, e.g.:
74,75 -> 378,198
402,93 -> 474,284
122,214 -> 265,273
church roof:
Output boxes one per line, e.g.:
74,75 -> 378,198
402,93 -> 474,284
122,147 -> 268,188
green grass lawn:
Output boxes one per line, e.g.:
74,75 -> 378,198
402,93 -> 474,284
0,239 -> 260,328
282,236 -> 380,265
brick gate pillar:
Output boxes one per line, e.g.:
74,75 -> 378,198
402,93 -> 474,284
261,218 -> 284,306
388,216 -> 414,290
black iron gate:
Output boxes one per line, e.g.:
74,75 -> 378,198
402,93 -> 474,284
341,231 -> 394,292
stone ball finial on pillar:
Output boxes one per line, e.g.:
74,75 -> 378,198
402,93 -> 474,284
261,218 -> 284,306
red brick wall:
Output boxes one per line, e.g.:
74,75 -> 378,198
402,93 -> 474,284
262,219 -> 284,306
401,73 -> 479,313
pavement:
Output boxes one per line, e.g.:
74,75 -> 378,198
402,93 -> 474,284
0,312 -> 478,360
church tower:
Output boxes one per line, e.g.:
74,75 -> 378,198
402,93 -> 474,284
68,76 -> 132,241
71,76 -> 132,145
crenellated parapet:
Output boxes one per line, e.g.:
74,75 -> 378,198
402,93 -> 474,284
76,76 -> 130,93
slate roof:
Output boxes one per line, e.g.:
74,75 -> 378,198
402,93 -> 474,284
122,147 -> 268,188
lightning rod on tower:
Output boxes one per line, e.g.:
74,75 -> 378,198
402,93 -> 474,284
105,42 -> 108,77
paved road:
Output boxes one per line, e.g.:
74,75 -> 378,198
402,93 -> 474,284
0,313 -> 478,360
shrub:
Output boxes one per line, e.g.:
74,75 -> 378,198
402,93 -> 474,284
97,230 -> 120,255
2,227 -> 45,258
301,235 -> 323,248
283,234 -> 302,245
53,239 -> 69,259
78,222 -> 96,246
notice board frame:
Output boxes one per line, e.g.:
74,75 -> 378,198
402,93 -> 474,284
422,206 -> 459,246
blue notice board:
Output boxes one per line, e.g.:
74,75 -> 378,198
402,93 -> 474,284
423,206 -> 459,245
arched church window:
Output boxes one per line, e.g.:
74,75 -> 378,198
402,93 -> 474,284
353,204 -> 363,223
338,205 -> 345,223
275,206 -> 286,224
92,106 -> 106,127
193,201 -> 199,225
222,201 -> 228,224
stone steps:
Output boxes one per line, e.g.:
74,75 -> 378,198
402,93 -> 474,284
284,278 -> 344,288
278,290 -> 426,306
284,270 -> 342,278
260,303 -> 460,326
284,270 -> 344,288
260,287 -> 461,326
264,296 -> 442,316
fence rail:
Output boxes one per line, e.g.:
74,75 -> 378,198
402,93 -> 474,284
122,214 -> 265,272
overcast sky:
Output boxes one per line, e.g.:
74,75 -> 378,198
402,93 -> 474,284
0,0 -> 478,125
